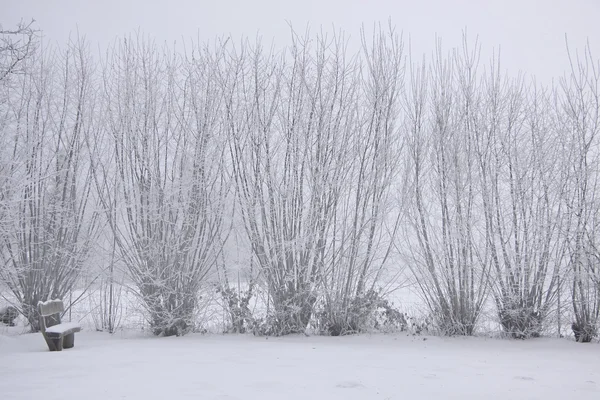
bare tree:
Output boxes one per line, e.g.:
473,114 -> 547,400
0,38 -> 100,331
560,42 -> 600,342
221,30 -> 362,335
404,38 -> 490,335
88,234 -> 125,334
0,19 -> 38,83
97,36 -> 228,336
0,20 -> 38,258
476,71 -> 568,338
319,25 -> 404,335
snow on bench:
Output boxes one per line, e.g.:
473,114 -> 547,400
45,322 -> 81,335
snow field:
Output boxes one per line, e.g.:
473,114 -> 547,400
1,331 -> 599,400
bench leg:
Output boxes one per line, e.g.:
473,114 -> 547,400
46,338 -> 63,351
43,334 -> 57,351
56,337 -> 64,351
63,333 -> 75,349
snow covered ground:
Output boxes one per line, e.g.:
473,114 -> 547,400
1,330 -> 599,400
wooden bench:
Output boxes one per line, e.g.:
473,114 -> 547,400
38,300 -> 81,351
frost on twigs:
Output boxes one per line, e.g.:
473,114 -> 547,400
571,322 -> 597,343
0,36 -> 100,332
498,300 -> 544,339
95,36 -> 227,337
217,285 -> 254,334
250,292 -> 317,337
0,19 -> 38,83
316,290 -> 409,336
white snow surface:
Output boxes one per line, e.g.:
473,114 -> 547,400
1,331 -> 599,400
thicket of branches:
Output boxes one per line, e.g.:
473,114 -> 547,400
1,23 -> 600,340
404,40 -> 491,335
560,45 -> 600,342
0,36 -> 100,331
91,37 -> 229,336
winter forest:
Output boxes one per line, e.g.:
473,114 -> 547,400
1,20 -> 600,343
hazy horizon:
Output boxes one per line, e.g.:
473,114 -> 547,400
3,0 -> 600,84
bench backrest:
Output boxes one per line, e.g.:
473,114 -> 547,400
38,300 -> 64,331
39,300 -> 65,317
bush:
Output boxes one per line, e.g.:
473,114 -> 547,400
254,292 -> 317,336
404,315 -> 434,335
317,290 -> 409,336
572,322 -> 597,343
217,285 -> 254,334
243,291 -> 317,337
498,303 -> 543,339
154,318 -> 189,337
142,290 -> 198,337
432,310 -> 477,336
316,290 -> 377,336
0,305 -> 18,326
250,314 -> 287,337
372,298 -> 410,333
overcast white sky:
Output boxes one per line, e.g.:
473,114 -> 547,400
2,0 -> 599,83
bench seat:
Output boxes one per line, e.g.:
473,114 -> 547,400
45,322 -> 81,337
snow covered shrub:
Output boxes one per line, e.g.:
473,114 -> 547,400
570,260 -> 600,343
217,285 -> 255,334
249,292 -> 317,336
317,290 -> 382,336
317,290 -> 408,336
248,316 -> 277,337
216,255 -> 260,334
571,321 -> 597,343
570,250 -> 600,343
90,279 -> 123,333
497,299 -> 544,339
273,292 -> 318,336
0,305 -> 18,326
404,314 -> 434,335
429,306 -> 478,336
373,298 -> 409,333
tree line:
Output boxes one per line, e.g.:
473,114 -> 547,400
0,22 -> 598,341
